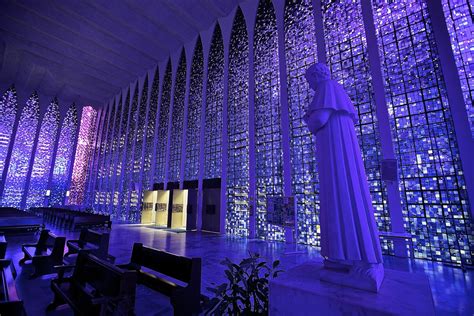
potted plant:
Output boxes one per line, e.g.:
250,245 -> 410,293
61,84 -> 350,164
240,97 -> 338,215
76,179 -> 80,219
206,252 -> 283,315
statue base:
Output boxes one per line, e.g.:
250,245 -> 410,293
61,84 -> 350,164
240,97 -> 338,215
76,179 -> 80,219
320,259 -> 384,293
269,261 -> 435,316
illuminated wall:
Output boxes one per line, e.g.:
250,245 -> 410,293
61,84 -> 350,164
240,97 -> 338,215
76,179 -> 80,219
204,24 -> 224,179
69,106 -> 97,205
373,0 -> 473,265
87,0 -> 474,266
119,86 -> 139,219
254,0 -> 285,241
185,39 -> 204,181
226,8 -> 250,237
284,0 -> 320,246
130,76 -> 149,221
442,0 -> 474,138
49,104 -> 78,206
26,98 -> 60,208
155,61 -> 172,184
1,92 -> 40,207
0,87 -> 18,178
168,51 -> 187,183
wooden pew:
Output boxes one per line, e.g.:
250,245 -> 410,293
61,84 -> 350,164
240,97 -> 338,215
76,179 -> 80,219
0,259 -> 26,315
19,229 -> 66,278
118,243 -> 202,315
65,228 -> 110,260
0,234 -> 7,259
47,252 -> 136,315
0,207 -> 43,234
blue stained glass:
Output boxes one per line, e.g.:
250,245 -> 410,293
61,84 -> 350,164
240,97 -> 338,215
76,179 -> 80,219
144,69 -> 159,189
204,24 -> 224,180
442,0 -> 474,138
26,98 -> 60,208
120,85 -> 139,220
110,90 -> 130,218
1,92 -> 40,207
254,0 -> 285,241
226,8 -> 250,237
0,87 -> 18,177
168,51 -> 187,183
130,76 -> 149,221
49,104 -> 78,206
185,39 -> 204,181
373,0 -> 473,265
155,61 -> 172,184
284,0 -> 320,246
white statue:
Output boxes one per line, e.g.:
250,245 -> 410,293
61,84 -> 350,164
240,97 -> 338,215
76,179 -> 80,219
304,63 -> 384,292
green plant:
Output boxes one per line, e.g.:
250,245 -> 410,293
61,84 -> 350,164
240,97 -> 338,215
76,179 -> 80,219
206,252 -> 283,315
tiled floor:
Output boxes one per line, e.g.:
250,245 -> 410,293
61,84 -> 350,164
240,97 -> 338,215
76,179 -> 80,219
5,224 -> 474,315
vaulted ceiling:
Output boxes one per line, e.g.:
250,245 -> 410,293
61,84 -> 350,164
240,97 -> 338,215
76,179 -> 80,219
0,0 -> 243,106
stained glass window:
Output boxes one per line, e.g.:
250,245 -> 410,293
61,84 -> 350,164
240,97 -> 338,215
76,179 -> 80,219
119,85 -> 139,219
373,0 -> 473,265
0,87 -> 18,177
49,104 -> 78,206
254,0 -> 285,241
155,61 -> 172,184
69,106 -> 97,205
226,8 -> 250,237
168,51 -> 187,182
26,98 -> 60,208
204,24 -> 224,179
130,76 -> 149,221
144,69 -> 159,189
322,0 -> 391,252
284,0 -> 320,246
113,92 -> 132,216
1,92 -> 40,207
102,97 -> 121,214
442,0 -> 474,137
185,39 -> 204,181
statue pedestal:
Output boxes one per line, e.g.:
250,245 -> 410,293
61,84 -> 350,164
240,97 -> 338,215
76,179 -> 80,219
269,261 -> 435,316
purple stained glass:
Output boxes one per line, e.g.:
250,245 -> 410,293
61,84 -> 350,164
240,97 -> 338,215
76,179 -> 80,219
443,0 -> 474,138
119,85 -> 139,219
143,69 -> 159,189
49,104 -> 78,206
69,106 -> 97,205
226,7 -> 250,237
254,0 -> 285,241
285,0 -> 320,246
129,76 -> 149,221
26,98 -> 60,208
373,0 -> 473,265
168,51 -> 186,183
1,92 -> 40,207
204,24 -> 224,180
185,39 -> 203,181
155,61 -> 172,184
0,87 -> 18,177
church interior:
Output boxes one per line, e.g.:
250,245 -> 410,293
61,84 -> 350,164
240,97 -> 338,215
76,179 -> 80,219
0,0 -> 473,315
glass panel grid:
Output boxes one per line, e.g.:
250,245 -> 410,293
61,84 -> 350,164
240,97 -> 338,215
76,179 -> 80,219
168,52 -> 187,182
185,40 -> 204,181
254,0 -> 285,241
285,0 -> 320,246
26,98 -> 60,208
0,87 -> 18,177
226,8 -> 250,237
373,0 -> 474,265
144,70 -> 159,189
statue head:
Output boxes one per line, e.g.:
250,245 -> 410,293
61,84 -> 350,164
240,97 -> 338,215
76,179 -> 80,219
305,63 -> 331,90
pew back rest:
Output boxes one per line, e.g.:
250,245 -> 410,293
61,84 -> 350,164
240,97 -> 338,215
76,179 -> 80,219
73,253 -> 135,297
38,231 -> 65,258
130,243 -> 200,285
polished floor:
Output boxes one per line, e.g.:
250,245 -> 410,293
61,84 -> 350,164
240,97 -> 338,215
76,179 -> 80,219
4,224 -> 473,315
